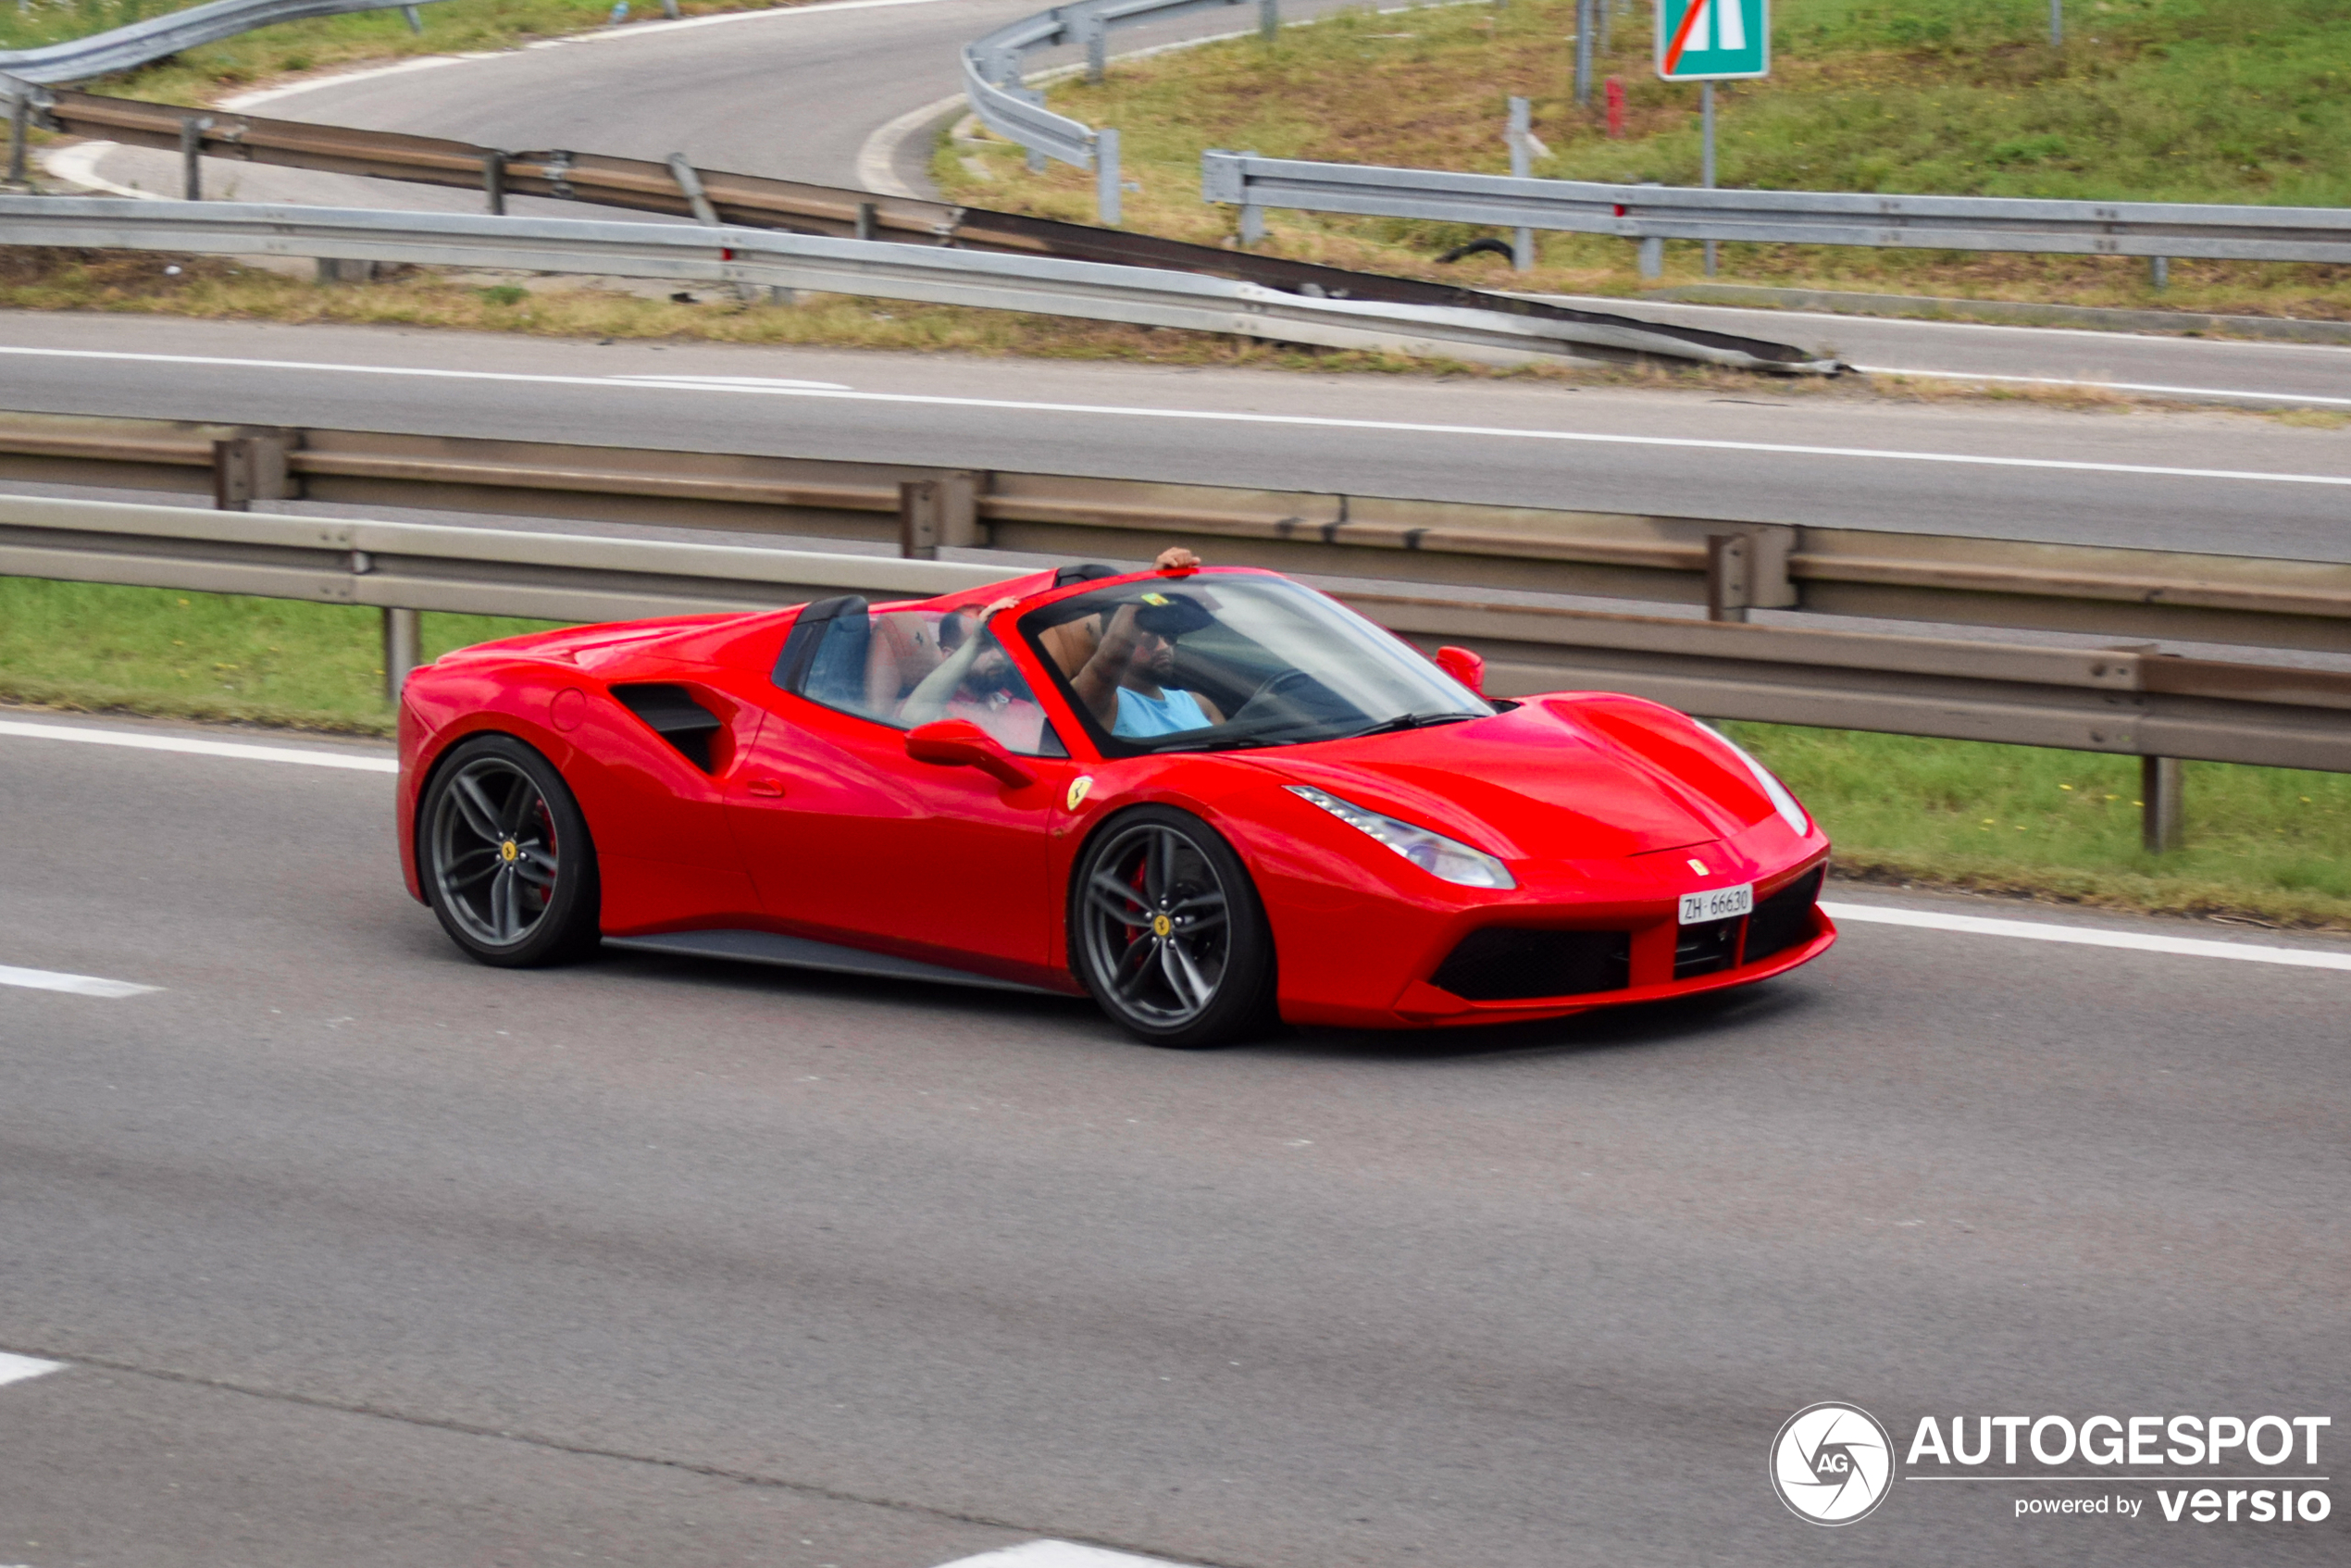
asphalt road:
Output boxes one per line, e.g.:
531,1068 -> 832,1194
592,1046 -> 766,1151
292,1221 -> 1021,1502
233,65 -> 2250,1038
1,714 -> 2345,1567
49,0 -> 2351,405
6,311 -> 2351,563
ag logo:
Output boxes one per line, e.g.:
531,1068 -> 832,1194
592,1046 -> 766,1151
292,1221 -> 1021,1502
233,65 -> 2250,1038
1770,1402 -> 1895,1524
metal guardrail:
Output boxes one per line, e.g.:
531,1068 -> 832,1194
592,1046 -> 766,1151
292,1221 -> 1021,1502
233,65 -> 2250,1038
0,195 -> 1835,368
1201,151 -> 2351,280
3,81 -> 1831,371
964,0 -> 1262,224
7,406 -> 2351,659
0,0 -> 445,85
4,489 -> 2346,778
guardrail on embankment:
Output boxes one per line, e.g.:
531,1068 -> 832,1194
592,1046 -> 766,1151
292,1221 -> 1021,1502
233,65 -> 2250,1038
5,412 -> 2348,787
0,195 -> 1821,367
0,77 -> 1827,370
1201,151 -> 2351,282
0,0 -> 446,85
3,491 -> 2346,786
964,0 -> 1267,225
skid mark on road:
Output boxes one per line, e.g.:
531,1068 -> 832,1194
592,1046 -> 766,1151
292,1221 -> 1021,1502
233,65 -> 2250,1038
0,719 -> 397,773
1823,901 -> 2351,972
0,964 -> 159,999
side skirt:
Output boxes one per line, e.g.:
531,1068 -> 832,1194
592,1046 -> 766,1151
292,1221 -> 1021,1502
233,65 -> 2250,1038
603,928 -> 1065,997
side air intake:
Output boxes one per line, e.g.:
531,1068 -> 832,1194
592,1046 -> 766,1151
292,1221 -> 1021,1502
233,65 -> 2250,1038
610,684 -> 725,773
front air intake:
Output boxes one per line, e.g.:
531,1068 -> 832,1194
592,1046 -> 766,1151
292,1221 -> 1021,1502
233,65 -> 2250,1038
1742,866 -> 1825,965
1433,927 -> 1632,1002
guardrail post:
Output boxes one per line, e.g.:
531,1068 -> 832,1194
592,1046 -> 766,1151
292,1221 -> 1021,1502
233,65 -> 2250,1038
855,200 -> 877,242
1635,180 -> 1663,281
1573,0 -> 1594,111
211,435 -> 290,512
1507,98 -> 1534,271
2141,755 -> 2183,852
1095,126 -> 1121,227
899,479 -> 941,559
180,116 -> 213,202
481,150 -> 506,216
402,5 -> 423,32
1705,533 -> 1753,623
6,91 -> 30,189
382,607 -> 422,704
1084,17 -> 1107,85
1259,0 -> 1277,42
2149,255 -> 2169,291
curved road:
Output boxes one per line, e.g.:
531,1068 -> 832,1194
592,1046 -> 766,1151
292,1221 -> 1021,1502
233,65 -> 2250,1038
1,713 -> 2345,1567
50,0 -> 2351,406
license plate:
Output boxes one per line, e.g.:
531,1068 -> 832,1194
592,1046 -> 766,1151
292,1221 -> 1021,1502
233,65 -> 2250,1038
1679,883 -> 1754,925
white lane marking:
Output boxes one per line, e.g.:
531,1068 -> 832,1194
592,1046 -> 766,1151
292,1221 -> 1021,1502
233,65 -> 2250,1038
0,965 -> 158,999
1822,902 -> 2351,972
1857,364 -> 2351,408
6,347 -> 2349,491
932,1543 -> 1200,1568
0,1352 -> 68,1387
0,719 -> 398,773
605,374 -> 852,390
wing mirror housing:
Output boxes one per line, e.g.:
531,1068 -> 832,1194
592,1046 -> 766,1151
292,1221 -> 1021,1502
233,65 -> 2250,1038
1435,645 -> 1486,696
905,718 -> 1034,788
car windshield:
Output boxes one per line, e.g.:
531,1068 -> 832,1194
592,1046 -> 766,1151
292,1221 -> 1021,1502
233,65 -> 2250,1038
1018,574 -> 1490,755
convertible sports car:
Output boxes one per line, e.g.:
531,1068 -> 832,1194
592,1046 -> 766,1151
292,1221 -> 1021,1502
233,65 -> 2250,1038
397,560 -> 1835,1046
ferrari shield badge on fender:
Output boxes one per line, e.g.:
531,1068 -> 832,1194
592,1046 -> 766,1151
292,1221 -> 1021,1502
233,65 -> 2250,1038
1066,775 -> 1094,811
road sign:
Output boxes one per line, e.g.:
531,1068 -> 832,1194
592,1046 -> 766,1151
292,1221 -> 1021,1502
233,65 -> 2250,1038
1656,0 -> 1769,81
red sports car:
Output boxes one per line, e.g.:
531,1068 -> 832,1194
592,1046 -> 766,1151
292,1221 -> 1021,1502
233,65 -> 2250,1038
397,561 -> 1835,1046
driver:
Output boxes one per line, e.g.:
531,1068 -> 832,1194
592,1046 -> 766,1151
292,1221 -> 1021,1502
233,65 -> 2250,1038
1069,591 -> 1226,738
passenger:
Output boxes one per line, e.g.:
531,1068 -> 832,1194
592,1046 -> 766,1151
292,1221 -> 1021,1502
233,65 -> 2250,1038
1068,594 -> 1225,737
899,597 -> 1051,753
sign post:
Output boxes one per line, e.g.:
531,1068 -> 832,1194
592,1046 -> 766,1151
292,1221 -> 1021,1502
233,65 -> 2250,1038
1656,0 -> 1768,277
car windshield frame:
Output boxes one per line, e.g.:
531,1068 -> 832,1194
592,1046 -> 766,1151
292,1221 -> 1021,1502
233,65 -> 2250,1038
1014,571 -> 1492,758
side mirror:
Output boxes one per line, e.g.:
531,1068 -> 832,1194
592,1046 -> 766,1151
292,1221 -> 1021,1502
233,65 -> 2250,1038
905,718 -> 1034,788
1435,645 -> 1486,696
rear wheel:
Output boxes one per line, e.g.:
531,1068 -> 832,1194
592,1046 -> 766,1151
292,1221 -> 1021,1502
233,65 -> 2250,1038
420,734 -> 600,967
1070,806 -> 1275,1048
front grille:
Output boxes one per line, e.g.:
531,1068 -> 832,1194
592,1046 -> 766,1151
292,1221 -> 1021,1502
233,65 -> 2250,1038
1743,866 -> 1825,965
1674,917 -> 1741,979
1433,927 -> 1631,1002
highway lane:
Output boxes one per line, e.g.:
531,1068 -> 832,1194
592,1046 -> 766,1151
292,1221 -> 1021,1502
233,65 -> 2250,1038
0,713 -> 2345,1566
6,312 -> 2351,562
48,0 -> 2351,404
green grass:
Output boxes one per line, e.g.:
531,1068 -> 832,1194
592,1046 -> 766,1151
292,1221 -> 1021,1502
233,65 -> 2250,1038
5,578 -> 2346,926
943,0 -> 2351,317
0,577 -> 560,731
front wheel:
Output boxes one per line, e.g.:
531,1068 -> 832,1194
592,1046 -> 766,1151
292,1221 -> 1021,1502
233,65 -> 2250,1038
1070,806 -> 1276,1048
419,734 -> 601,967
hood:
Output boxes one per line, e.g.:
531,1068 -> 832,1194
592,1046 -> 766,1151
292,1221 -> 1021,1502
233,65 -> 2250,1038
1253,695 -> 1776,862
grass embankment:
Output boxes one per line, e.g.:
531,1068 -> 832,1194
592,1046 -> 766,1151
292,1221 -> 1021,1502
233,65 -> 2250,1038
6,577 -> 2346,927
944,0 -> 2351,318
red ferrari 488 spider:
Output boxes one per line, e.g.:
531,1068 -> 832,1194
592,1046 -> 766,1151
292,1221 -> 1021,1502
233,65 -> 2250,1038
397,561 -> 1834,1046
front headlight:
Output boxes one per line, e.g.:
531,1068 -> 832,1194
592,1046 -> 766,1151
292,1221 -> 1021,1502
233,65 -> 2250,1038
1286,784 -> 1516,890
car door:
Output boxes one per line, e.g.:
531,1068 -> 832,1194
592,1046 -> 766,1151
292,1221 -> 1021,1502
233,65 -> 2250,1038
723,608 -> 1075,976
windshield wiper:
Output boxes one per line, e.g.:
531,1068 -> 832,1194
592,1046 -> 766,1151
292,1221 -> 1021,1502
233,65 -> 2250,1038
1331,710 -> 1483,740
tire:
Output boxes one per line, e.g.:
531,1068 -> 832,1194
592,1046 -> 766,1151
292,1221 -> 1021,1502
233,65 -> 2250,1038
418,734 -> 601,967
1069,805 -> 1276,1048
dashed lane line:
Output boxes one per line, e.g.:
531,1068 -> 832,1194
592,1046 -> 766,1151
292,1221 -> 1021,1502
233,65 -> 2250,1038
6,346 -> 2351,491
0,1352 -> 68,1387
0,965 -> 159,999
1822,901 -> 2351,972
0,718 -> 398,773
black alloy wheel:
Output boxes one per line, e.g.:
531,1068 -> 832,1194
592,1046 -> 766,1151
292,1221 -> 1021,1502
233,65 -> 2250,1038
420,734 -> 601,967
1071,806 -> 1275,1048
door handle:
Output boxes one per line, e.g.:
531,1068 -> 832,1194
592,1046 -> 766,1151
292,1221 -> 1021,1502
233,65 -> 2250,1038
746,778 -> 784,798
